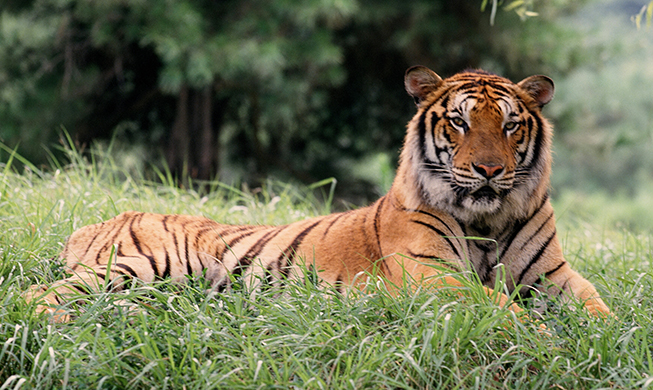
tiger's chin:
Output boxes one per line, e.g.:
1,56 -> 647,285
460,185 -> 505,212
459,194 -> 502,216
449,186 -> 515,226
418,177 -> 509,224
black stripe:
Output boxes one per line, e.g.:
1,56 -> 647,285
95,215 -> 132,264
335,273 -> 344,294
525,114 -> 544,170
499,194 -> 549,260
475,243 -> 496,284
418,107 -> 429,161
130,215 -> 160,277
194,232 -> 206,271
439,93 -> 451,110
411,220 -> 462,259
279,220 -> 323,278
418,100 -> 438,160
115,242 -> 125,257
560,279 -> 569,294
512,120 -> 527,147
184,233 -> 190,263
69,283 -> 91,294
81,225 -> 101,257
171,229 -> 183,274
429,94 -> 452,165
359,209 -> 379,261
233,226 -> 288,277
373,197 -> 386,257
457,218 -> 467,236
366,196 -> 392,277
214,278 -> 229,293
162,215 -> 170,232
162,252 -> 171,279
407,250 -> 462,272
322,211 -> 350,239
184,234 -> 193,275
488,83 -> 511,95
457,82 -> 480,90
519,211 -> 554,251
413,209 -> 458,237
457,94 -> 475,109
457,74 -> 506,82
516,116 -> 534,164
224,224 -> 262,235
516,231 -> 557,286
218,230 -> 259,260
243,226 -> 287,260
439,118 -> 455,145
194,226 -> 218,242
115,263 -> 138,278
430,110 -> 444,156
544,261 -> 566,278
493,194 -> 550,281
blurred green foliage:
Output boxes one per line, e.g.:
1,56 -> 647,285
0,0 -> 651,208
548,0 -> 653,195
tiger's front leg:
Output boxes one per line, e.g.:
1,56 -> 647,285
382,257 -> 549,333
543,262 -> 611,316
376,206 -> 539,324
25,255 -> 157,322
382,255 -> 535,321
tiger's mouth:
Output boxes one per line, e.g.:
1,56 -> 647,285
455,185 -> 507,209
471,185 -> 500,200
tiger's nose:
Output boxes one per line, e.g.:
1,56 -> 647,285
472,163 -> 504,179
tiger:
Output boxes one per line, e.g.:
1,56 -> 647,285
26,65 -> 611,323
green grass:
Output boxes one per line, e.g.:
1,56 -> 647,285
1,144 -> 652,389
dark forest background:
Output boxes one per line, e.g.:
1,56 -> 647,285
1,0 -> 653,216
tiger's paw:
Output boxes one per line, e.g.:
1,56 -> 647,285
24,285 -> 73,323
583,297 -> 613,318
35,304 -> 72,323
514,311 -> 549,335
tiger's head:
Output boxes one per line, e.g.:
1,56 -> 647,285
398,66 -> 555,228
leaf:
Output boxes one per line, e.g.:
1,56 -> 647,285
633,2 -> 653,29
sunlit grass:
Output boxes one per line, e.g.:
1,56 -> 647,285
1,144 -> 652,389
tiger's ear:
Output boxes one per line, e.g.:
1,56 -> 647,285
405,66 -> 443,104
518,75 -> 555,108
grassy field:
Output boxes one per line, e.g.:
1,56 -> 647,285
1,145 -> 652,389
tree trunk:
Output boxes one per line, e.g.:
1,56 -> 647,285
198,86 -> 214,181
249,91 -> 267,177
167,84 -> 190,180
167,84 -> 221,185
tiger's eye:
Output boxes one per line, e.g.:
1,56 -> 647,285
504,121 -> 518,131
451,117 -> 465,128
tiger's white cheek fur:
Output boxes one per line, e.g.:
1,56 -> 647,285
411,151 -> 454,209
418,173 -> 455,210
416,128 -> 458,210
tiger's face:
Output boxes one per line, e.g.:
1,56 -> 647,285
403,67 -> 555,226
